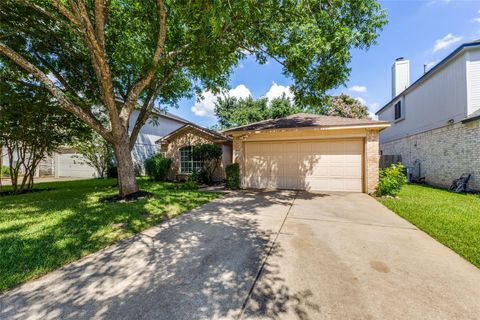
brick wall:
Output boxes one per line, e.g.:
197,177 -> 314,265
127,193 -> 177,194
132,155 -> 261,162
366,130 -> 380,194
164,128 -> 230,181
380,120 -> 480,190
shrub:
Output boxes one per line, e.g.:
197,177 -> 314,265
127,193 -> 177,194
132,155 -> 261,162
106,164 -> 118,179
144,154 -> 172,181
1,165 -> 10,177
376,163 -> 407,197
192,144 -> 223,184
225,163 -> 240,189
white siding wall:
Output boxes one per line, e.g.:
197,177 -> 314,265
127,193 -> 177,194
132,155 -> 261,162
129,110 -> 185,168
466,50 -> 480,116
378,53 -> 468,143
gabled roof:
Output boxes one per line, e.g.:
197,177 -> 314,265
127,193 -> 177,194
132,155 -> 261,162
156,123 -> 232,144
222,113 -> 389,133
462,108 -> 480,124
150,109 -> 190,124
114,97 -> 190,124
376,40 -> 480,115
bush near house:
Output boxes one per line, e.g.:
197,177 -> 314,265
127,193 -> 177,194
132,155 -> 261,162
226,163 -> 240,189
1,166 -> 9,177
376,163 -> 407,196
145,154 -> 172,182
192,144 -> 223,184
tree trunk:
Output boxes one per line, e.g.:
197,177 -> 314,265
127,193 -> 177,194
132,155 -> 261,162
113,140 -> 138,197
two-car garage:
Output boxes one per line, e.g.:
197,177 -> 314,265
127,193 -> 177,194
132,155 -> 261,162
224,113 -> 390,194
244,139 -> 364,192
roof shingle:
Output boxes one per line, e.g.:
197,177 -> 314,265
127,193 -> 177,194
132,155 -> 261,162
223,113 -> 389,133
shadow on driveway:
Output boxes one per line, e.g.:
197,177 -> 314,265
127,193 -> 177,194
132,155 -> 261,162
0,191 -> 319,320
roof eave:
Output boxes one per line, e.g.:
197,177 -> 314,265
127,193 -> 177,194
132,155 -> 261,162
225,123 -> 391,136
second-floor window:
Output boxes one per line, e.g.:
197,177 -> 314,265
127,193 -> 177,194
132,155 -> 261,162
394,101 -> 402,120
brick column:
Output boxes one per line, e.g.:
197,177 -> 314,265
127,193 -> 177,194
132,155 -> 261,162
366,130 -> 380,193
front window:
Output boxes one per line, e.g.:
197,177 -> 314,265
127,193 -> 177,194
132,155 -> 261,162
179,146 -> 202,174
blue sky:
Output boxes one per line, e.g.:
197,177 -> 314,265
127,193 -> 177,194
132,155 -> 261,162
170,0 -> 480,127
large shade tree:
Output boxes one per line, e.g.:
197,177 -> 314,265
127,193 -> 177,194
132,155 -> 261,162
0,0 -> 387,197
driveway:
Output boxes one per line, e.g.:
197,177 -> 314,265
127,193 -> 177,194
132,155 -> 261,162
1,191 -> 480,319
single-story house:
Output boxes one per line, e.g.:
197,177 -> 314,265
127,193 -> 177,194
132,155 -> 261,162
223,113 -> 390,193
156,123 -> 232,181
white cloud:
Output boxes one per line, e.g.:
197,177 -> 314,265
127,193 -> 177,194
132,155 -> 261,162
472,17 -> 480,23
355,97 -> 367,105
368,103 -> 379,120
264,82 -> 294,101
349,85 -> 367,93
191,84 -> 252,117
433,33 -> 462,52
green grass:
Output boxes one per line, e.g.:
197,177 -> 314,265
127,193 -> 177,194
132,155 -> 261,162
0,178 -> 219,292
378,184 -> 480,268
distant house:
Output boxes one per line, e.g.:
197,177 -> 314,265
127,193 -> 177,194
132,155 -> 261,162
376,40 -> 480,190
1,109 -> 189,178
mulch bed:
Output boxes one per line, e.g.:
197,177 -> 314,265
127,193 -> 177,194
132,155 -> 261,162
99,190 -> 153,203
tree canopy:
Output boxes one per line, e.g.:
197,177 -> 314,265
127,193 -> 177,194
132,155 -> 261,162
325,93 -> 371,119
0,72 -> 89,193
0,0 -> 387,196
214,93 -> 370,129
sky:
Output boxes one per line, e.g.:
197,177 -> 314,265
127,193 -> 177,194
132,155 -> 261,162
168,0 -> 480,128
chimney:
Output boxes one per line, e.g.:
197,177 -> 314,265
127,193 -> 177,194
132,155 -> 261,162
391,57 -> 410,98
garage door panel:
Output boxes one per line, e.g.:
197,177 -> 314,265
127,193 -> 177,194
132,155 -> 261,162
244,139 -> 363,193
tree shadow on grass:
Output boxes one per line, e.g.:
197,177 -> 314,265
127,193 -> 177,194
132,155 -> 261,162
0,191 -> 319,319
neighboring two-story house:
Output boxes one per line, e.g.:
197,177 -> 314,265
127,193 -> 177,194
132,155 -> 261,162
376,40 -> 480,190
30,109 -> 190,178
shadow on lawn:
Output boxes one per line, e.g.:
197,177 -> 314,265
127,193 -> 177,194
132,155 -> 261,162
0,190 -> 319,320
0,180 -> 213,292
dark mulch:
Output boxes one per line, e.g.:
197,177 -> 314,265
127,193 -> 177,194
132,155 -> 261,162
0,188 -> 54,197
99,190 -> 153,203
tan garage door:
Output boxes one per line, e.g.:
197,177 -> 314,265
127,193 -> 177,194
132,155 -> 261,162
244,139 -> 364,192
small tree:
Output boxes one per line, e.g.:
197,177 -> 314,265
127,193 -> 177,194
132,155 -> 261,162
192,144 -> 223,184
72,132 -> 113,179
326,94 -> 370,119
0,79 -> 87,193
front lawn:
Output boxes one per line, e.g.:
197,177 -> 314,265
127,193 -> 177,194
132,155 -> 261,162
0,178 -> 219,292
378,184 -> 480,268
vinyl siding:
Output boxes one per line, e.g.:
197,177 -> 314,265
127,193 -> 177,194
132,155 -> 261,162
378,53 -> 468,143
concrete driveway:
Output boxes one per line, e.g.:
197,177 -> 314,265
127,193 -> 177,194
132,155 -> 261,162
1,191 -> 480,319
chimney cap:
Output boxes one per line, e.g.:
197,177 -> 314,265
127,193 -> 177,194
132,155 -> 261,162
395,57 -> 405,61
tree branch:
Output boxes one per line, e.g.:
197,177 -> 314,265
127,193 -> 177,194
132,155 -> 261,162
69,0 -> 119,130
0,43 -> 112,141
50,0 -> 80,26
128,66 -> 179,150
33,52 -> 81,99
120,0 -> 167,124
94,0 -> 106,50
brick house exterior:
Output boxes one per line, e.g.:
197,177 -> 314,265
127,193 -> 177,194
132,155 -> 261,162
156,124 -> 232,181
225,113 -> 389,194
379,119 -> 480,190
377,41 -> 480,190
